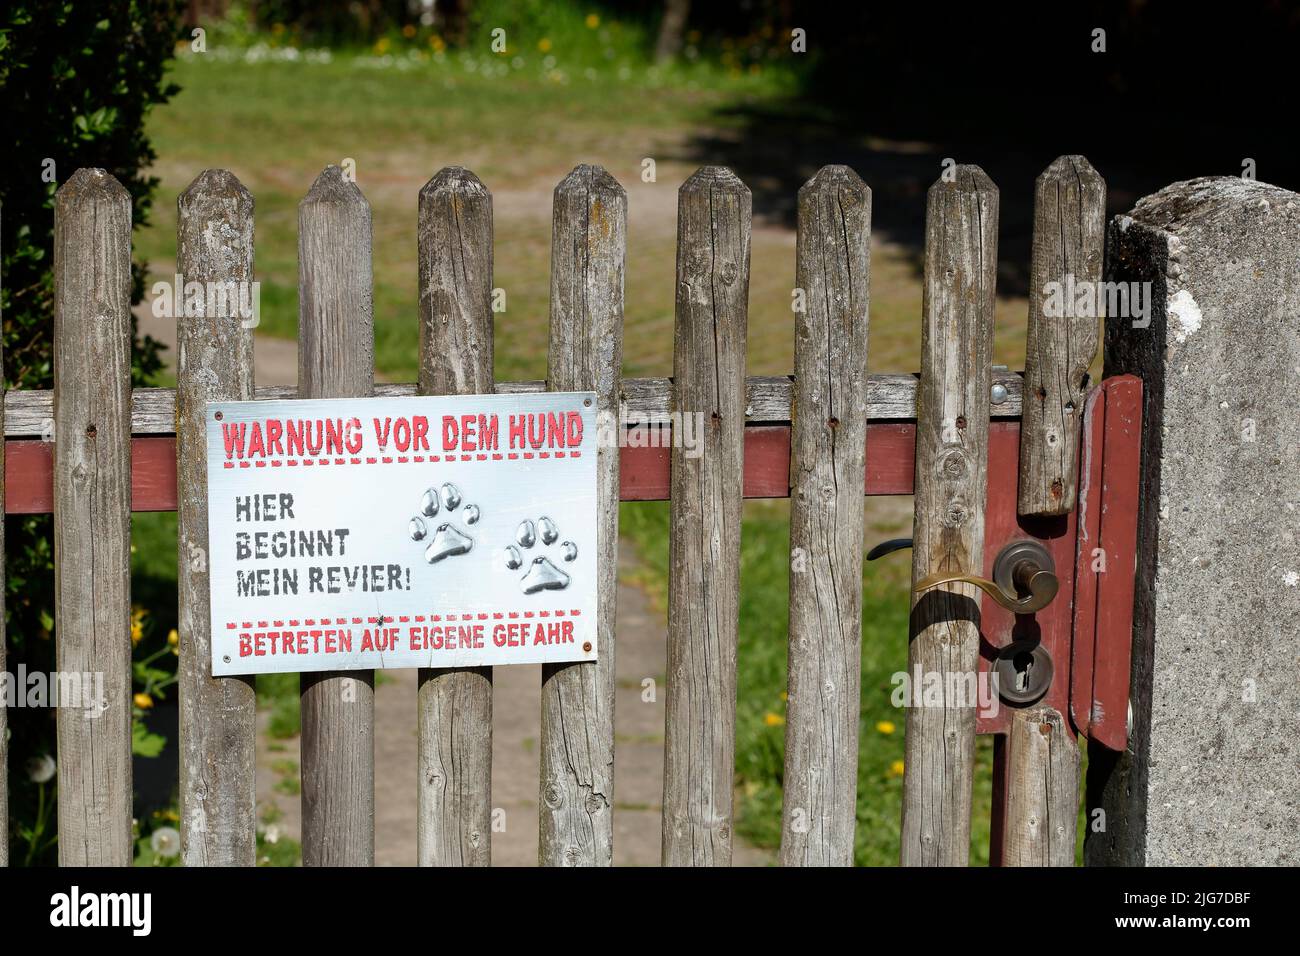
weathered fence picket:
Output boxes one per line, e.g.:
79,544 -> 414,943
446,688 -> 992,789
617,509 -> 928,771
176,170 -> 258,866
1003,707 -> 1079,865
297,166 -> 376,866
1018,156 -> 1106,517
995,155 -> 1105,865
780,165 -> 871,866
901,166 -> 998,866
662,167 -> 750,866
415,166 -> 495,867
539,165 -> 626,866
53,169 -> 135,866
2,154 -> 1158,870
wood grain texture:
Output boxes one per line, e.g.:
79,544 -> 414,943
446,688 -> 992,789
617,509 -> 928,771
780,166 -> 871,866
1018,156 -> 1105,516
3,372 -> 1027,438
53,169 -> 134,865
175,169 -> 257,866
662,166 -> 750,866
415,166 -> 494,867
1003,707 -> 1080,866
297,165 -> 375,866
901,165 -> 998,866
539,165 -> 625,866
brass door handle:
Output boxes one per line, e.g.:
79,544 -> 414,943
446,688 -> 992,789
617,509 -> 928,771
913,540 -> 1059,614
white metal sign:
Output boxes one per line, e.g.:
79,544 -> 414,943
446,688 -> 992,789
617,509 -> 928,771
205,391 -> 598,676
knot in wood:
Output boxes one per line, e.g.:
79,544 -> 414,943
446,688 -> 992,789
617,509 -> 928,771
938,449 -> 968,480
719,261 -> 739,286
943,503 -> 968,528
543,781 -> 565,809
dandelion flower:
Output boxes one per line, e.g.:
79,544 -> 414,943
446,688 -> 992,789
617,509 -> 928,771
402,24 -> 416,39
151,826 -> 181,858
876,720 -> 896,735
538,37 -> 552,52
265,824 -> 281,845
168,628 -> 179,647
134,692 -> 154,710
763,712 -> 785,727
888,759 -> 905,777
26,754 -> 56,784
585,14 -> 600,29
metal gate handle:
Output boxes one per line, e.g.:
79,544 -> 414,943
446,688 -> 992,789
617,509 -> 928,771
914,539 -> 1059,614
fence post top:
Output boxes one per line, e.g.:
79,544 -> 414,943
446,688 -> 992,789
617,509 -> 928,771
800,164 -> 869,199
302,165 -> 369,209
555,164 -> 625,199
55,167 -> 129,206
420,165 -> 489,199
929,163 -> 997,197
179,168 -> 253,208
1039,154 -> 1103,185
680,165 -> 749,196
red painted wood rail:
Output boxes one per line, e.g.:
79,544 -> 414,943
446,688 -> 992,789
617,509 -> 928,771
4,422 -> 922,512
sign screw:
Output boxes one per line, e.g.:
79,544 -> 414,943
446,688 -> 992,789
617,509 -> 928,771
583,642 -> 592,652
223,655 -> 230,663
214,411 -> 223,421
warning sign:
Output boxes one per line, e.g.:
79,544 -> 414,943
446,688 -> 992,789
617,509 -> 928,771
205,391 -> 598,676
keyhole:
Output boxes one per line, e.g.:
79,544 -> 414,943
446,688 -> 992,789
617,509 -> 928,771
1013,651 -> 1034,692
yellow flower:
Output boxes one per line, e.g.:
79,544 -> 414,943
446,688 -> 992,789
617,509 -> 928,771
168,628 -> 179,647
537,37 -> 552,52
402,24 -> 416,38
888,759 -> 905,777
429,34 -> 445,51
763,712 -> 785,727
876,720 -> 896,735
134,693 -> 154,710
585,14 -> 600,29
374,37 -> 390,54
131,621 -> 144,645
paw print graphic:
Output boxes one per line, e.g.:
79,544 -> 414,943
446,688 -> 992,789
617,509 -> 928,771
409,482 -> 480,564
504,517 -> 577,594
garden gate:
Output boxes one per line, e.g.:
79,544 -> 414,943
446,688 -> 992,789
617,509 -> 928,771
0,156 -> 1140,866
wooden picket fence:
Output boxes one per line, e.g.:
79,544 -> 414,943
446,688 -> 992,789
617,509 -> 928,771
0,154 -> 1113,867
